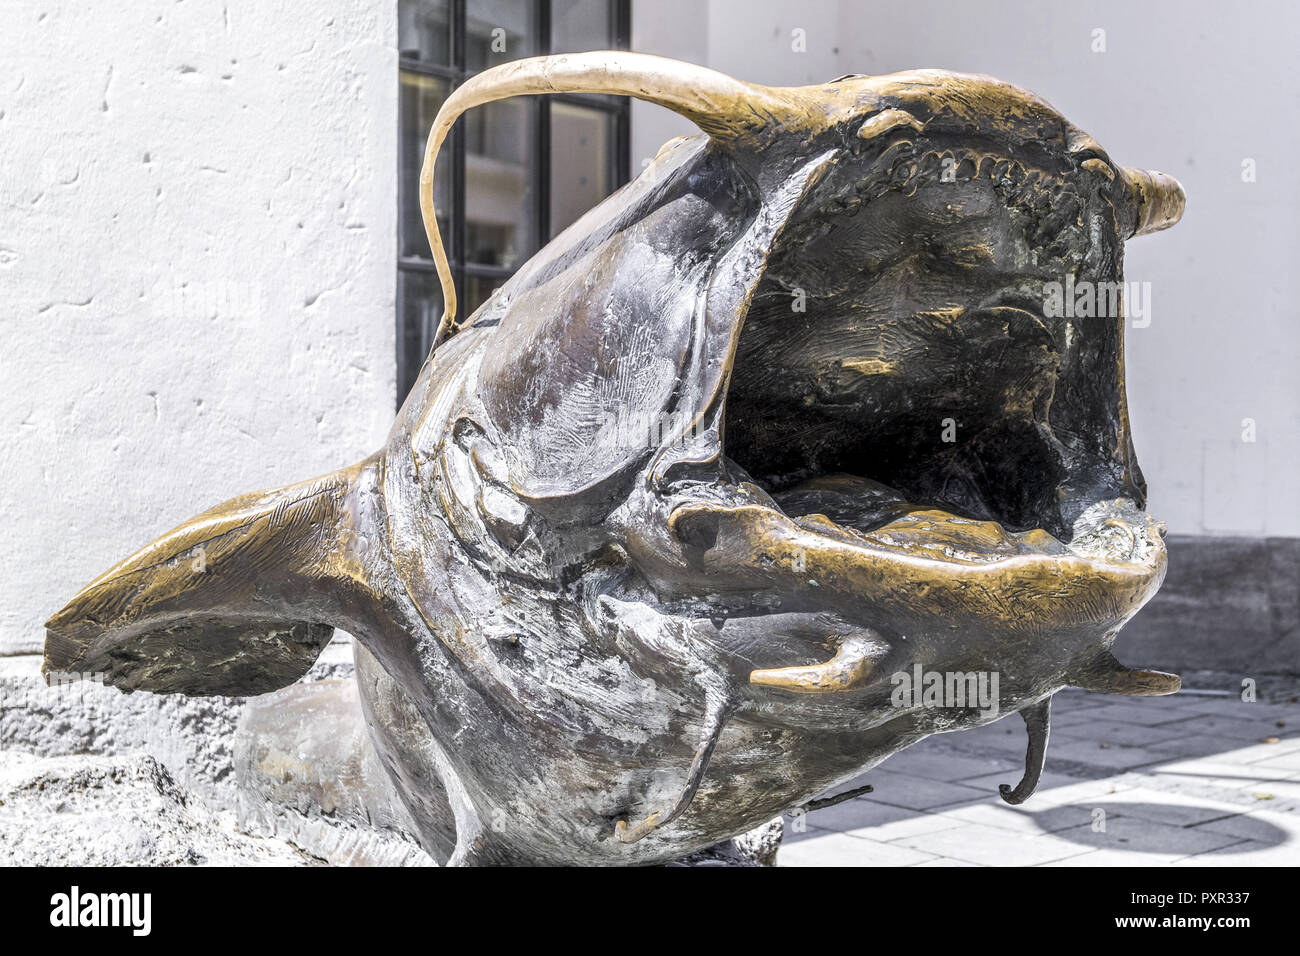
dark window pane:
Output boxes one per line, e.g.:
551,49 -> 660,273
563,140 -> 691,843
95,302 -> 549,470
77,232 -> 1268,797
465,99 -> 538,268
549,1 -> 621,106
550,103 -> 613,238
397,1 -> 629,406
400,71 -> 451,261
466,0 -> 537,72
466,275 -> 505,318
398,0 -> 451,64
551,0 -> 613,52
397,269 -> 443,400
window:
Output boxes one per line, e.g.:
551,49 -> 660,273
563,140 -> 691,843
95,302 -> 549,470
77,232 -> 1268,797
397,0 -> 632,401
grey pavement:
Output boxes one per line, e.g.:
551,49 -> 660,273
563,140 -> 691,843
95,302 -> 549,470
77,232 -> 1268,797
780,687 -> 1300,866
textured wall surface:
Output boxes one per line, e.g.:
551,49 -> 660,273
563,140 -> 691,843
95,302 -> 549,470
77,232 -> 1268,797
634,0 -> 1300,539
0,1 -> 398,654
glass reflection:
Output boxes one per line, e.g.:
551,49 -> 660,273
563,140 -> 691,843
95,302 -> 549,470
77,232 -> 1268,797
550,103 -> 612,238
399,72 -> 451,261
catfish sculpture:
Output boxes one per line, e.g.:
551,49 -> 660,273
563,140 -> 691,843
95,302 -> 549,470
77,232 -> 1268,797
44,53 -> 1186,866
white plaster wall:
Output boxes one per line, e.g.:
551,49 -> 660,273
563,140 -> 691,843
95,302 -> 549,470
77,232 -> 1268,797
634,0 -> 1300,538
0,1 -> 398,654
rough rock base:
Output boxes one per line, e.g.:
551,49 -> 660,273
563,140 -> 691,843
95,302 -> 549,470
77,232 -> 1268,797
1,647 -> 785,866
0,751 -> 313,866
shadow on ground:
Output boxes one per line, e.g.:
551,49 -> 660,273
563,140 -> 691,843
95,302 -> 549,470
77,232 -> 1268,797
780,681 -> 1300,866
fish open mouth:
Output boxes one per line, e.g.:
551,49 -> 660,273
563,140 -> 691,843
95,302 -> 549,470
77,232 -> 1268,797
670,457 -> 1170,664
713,301 -> 1166,587
664,267 -> 1178,703
680,132 -> 1184,684
769,472 -> 1161,568
671,407 -> 1177,717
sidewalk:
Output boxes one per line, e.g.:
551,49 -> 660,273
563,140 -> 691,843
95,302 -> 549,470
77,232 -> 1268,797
781,687 -> 1300,866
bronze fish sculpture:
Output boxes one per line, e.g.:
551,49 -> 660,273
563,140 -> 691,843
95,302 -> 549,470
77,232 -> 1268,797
45,52 -> 1186,865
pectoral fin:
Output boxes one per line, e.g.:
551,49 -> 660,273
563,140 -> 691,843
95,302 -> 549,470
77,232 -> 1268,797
44,457 -> 383,696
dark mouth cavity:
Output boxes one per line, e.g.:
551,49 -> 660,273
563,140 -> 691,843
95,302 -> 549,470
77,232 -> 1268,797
723,358 -> 1072,542
720,139 -> 1136,545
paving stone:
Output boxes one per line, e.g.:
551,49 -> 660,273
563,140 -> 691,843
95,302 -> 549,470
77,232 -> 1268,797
1169,839 -> 1300,866
779,823 -> 833,845
856,769 -> 992,811
1191,806 -> 1300,845
961,764 -> 1133,806
1041,737 -> 1170,772
933,800 -> 1099,836
946,721 -> 1033,753
1165,697 -> 1298,720
794,796 -> 917,833
1155,713 -> 1297,742
913,857 -> 981,866
1146,733 -> 1284,759
1232,739 -> 1300,762
1116,774 -> 1292,813
851,814 -> 968,843
1041,848 -> 1173,866
793,796 -> 962,843
1248,752 -> 1300,773
1086,787 -> 1253,827
1052,719 -> 1187,748
1145,758 -> 1273,790
1047,815 -> 1244,864
777,831 -> 938,867
1051,691 -> 1114,713
878,745 -> 1019,782
1075,700 -> 1206,726
1235,778 -> 1300,802
890,823 -> 1094,866
1045,709 -> 1109,729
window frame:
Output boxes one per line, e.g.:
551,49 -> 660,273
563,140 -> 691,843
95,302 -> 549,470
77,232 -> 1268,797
397,0 -> 632,402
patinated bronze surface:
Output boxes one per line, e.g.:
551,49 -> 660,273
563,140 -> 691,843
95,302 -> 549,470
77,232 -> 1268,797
45,53 -> 1186,865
